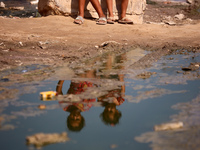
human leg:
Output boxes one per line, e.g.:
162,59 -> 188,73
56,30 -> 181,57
106,0 -> 115,24
74,0 -> 86,24
106,0 -> 114,18
118,0 -> 133,24
75,0 -> 107,25
79,0 -> 86,17
120,0 -> 128,19
90,0 -> 105,18
90,0 -> 107,25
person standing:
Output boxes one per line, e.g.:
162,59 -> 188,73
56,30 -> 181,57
106,0 -> 133,24
74,0 -> 107,25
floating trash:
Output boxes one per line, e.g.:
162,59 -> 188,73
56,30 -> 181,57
38,104 -> 46,110
40,91 -> 57,101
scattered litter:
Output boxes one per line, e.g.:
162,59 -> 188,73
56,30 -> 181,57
26,132 -> 69,148
174,14 -> 185,20
22,70 -> 27,73
39,45 -> 47,49
164,20 -> 176,26
2,49 -> 9,52
38,41 -> 49,49
57,94 -> 81,102
182,67 -> 192,71
154,122 -> 183,131
0,1 -> 5,8
30,0 -> 39,5
136,72 -> 157,79
182,62 -> 200,71
38,104 -> 46,110
40,91 -> 57,101
0,78 -> 9,82
110,144 -> 118,149
186,0 -> 194,4
19,41 -> 23,46
9,7 -> 24,10
100,41 -> 120,47
38,41 -> 49,45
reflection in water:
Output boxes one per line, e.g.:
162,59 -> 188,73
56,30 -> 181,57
135,96 -> 200,150
100,102 -> 122,126
26,132 -> 69,149
0,48 -> 199,150
57,80 -> 95,132
54,53 -> 126,131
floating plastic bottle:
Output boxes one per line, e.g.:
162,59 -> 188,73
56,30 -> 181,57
40,91 -> 57,101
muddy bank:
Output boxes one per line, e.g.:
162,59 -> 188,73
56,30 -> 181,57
0,15 -> 200,71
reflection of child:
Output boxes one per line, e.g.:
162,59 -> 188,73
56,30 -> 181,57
66,105 -> 85,132
56,80 -> 95,132
100,102 -> 122,126
106,0 -> 133,24
98,53 -> 125,126
98,89 -> 124,126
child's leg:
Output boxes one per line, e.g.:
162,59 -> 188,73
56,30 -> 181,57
120,0 -> 128,19
118,0 -> 133,24
89,0 -> 105,18
79,0 -> 86,17
106,0 -> 114,18
74,0 -> 85,24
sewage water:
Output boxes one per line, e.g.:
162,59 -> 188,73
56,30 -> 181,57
0,48 -> 200,150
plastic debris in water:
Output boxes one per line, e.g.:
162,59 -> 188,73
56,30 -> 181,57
22,70 -> 27,73
0,78 -> 9,82
154,122 -> 183,131
38,104 -> 46,110
40,91 -> 57,101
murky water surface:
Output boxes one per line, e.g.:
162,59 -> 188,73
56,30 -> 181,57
0,48 -> 200,150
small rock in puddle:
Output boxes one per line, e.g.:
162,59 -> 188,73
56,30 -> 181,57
0,78 -> 9,82
182,62 -> 200,71
136,72 -> 157,79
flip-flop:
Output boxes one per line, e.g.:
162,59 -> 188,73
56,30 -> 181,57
96,17 -> 107,25
118,17 -> 133,24
74,16 -> 84,25
107,17 -> 115,24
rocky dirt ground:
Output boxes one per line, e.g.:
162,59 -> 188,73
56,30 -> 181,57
0,0 -> 200,82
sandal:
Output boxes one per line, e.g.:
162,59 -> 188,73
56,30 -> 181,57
96,17 -> 107,25
74,16 -> 84,25
118,17 -> 133,24
107,17 -> 115,24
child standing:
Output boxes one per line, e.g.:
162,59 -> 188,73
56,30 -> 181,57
74,0 -> 107,25
106,0 -> 133,24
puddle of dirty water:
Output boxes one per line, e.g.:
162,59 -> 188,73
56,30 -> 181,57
0,48 -> 200,150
